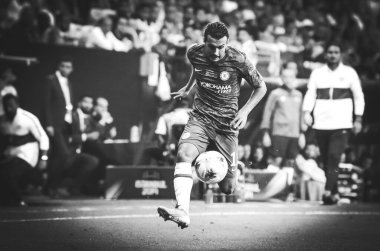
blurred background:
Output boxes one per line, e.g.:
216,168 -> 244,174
0,0 -> 379,205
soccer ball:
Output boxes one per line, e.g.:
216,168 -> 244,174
195,151 -> 228,184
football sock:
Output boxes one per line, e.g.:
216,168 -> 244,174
174,162 -> 193,214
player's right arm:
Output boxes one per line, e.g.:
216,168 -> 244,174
171,44 -> 198,100
171,66 -> 196,100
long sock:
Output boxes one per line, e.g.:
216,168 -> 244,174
174,162 -> 193,214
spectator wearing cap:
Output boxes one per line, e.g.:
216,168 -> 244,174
0,93 -> 49,206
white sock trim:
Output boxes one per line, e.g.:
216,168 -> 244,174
174,162 -> 192,176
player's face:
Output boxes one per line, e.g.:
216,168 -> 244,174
204,35 -> 228,62
325,45 -> 341,65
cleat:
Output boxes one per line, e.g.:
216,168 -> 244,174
157,206 -> 190,229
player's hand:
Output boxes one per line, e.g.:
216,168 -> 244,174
171,87 -> 189,100
262,131 -> 271,148
230,109 -> 249,130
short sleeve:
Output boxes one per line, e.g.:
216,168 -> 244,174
241,57 -> 265,88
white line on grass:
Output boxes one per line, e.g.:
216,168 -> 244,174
1,211 -> 380,223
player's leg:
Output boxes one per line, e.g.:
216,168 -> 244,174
158,118 -> 209,228
215,133 -> 238,195
173,143 -> 199,213
157,142 -> 199,228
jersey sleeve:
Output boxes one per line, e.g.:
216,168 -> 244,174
186,43 -> 198,65
240,56 -> 265,88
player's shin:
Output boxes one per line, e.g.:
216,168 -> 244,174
174,162 -> 193,214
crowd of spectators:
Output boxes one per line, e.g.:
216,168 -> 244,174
0,59 -> 118,205
1,0 -> 380,80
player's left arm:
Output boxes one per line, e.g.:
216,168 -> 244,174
231,59 -> 267,130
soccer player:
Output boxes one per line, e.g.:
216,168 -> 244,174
157,22 -> 267,228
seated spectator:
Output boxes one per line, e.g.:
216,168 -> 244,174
113,15 -> 138,50
0,93 -> 49,206
238,144 -> 253,167
129,2 -> 164,51
43,12 -> 84,46
91,97 -> 117,140
250,144 -> 268,169
140,98 -> 191,165
85,15 -> 130,52
71,94 -> 96,152
295,144 -> 326,184
295,144 -> 326,201
75,97 -> 117,194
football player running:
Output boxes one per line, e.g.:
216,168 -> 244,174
158,22 -> 267,228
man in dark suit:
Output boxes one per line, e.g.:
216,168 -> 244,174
43,56 -> 75,196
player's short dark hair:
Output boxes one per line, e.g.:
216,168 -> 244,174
204,22 -> 229,42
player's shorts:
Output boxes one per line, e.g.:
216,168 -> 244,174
270,135 -> 299,159
178,116 -> 238,179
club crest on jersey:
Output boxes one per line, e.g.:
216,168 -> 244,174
220,71 -> 230,81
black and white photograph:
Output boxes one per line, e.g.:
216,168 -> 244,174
0,0 -> 380,250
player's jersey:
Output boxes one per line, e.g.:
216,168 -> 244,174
187,43 -> 265,133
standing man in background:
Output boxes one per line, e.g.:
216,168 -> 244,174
261,68 -> 305,169
303,42 -> 365,205
42,56 -> 75,196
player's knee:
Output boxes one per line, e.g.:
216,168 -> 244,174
177,144 -> 199,163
